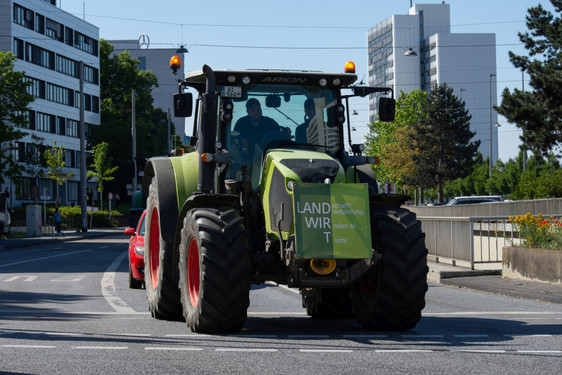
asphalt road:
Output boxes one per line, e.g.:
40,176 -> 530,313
0,234 -> 561,374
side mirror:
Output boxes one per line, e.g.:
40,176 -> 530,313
265,95 -> 281,108
173,92 -> 193,117
378,97 -> 395,122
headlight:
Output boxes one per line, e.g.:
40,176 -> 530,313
134,245 -> 144,256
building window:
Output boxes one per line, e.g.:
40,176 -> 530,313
26,43 -> 55,70
65,27 -> 74,46
67,180 -> 79,202
13,4 -> 25,27
35,13 -> 45,34
56,55 -> 78,78
46,83 -> 73,106
137,57 -> 146,71
46,18 -> 64,42
13,38 -> 24,59
74,32 -> 98,56
14,177 -> 35,201
57,117 -> 66,135
36,112 -> 55,133
13,4 -> 34,30
83,65 -> 99,85
25,77 -> 46,99
84,94 -> 91,111
92,96 -> 100,113
66,119 -> 79,138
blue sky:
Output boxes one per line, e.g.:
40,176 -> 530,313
59,0 -> 555,162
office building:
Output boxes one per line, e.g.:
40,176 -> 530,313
367,3 -> 498,162
0,0 -> 100,207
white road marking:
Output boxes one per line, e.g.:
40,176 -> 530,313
300,349 -> 353,353
145,347 -> 203,351
101,251 -> 135,313
425,311 -> 561,316
343,334 -> 388,338
375,349 -> 434,353
0,250 -> 90,268
74,346 -> 128,350
2,345 -> 56,349
216,348 -> 278,352
505,334 -> 553,337
50,275 -> 86,282
4,276 -> 38,282
517,350 -> 562,354
451,349 -> 506,354
454,335 -> 489,338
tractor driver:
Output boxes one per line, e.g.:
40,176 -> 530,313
295,98 -> 316,144
233,98 -> 282,153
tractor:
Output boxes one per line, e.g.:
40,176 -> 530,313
141,60 -> 428,333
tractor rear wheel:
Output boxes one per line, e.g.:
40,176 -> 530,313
351,208 -> 428,331
301,287 -> 353,319
144,176 -> 183,320
179,207 -> 251,333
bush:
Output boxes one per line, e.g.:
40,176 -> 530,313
509,213 -> 562,250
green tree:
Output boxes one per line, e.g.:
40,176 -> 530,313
0,52 -> 34,184
510,155 -> 562,199
365,90 -> 428,186
87,142 -> 118,210
88,40 -> 171,194
44,140 -> 73,206
408,84 -> 480,203
496,0 -> 562,156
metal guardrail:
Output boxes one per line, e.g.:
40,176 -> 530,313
418,214 -> 561,269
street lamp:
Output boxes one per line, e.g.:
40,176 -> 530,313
489,73 -> 496,178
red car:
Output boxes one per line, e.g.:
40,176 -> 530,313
124,210 -> 146,289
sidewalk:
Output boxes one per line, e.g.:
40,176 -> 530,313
1,230 -> 560,304
428,261 -> 562,304
0,228 -> 124,251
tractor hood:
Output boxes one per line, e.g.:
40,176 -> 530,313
260,149 -> 346,241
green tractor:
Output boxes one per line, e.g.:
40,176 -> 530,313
142,61 -> 428,333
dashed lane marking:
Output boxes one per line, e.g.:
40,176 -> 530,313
145,347 -> 203,351
74,346 -> 128,350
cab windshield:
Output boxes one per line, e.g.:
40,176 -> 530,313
222,84 -> 342,184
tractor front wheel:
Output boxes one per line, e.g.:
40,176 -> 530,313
351,208 -> 428,331
178,207 -> 251,333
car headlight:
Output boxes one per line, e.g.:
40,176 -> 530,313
134,245 -> 144,256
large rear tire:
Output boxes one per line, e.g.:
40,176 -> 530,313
144,176 -> 183,320
351,208 -> 428,331
178,207 -> 251,333
301,287 -> 354,319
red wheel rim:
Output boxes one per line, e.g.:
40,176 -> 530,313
148,208 -> 160,290
187,237 -> 200,307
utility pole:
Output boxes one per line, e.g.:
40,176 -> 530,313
167,108 -> 171,153
522,69 -> 527,171
79,61 -> 87,232
489,73 -> 496,179
132,90 -> 137,195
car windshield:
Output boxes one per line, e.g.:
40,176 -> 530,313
223,84 -> 341,185
138,214 -> 145,236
